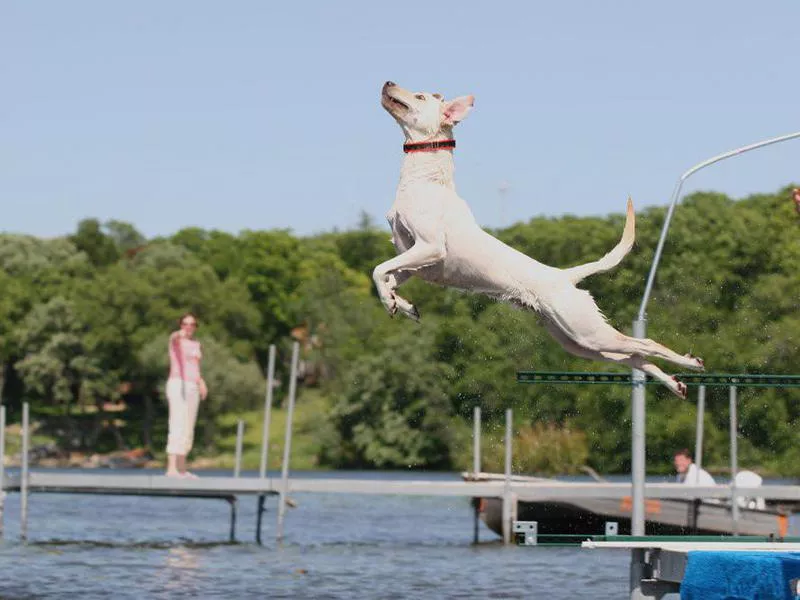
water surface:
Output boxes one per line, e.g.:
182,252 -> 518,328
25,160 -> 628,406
0,470 -> 640,599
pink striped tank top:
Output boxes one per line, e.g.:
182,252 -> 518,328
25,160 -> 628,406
168,335 -> 202,382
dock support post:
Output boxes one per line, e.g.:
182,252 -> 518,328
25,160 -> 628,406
473,500 -> 480,545
0,404 -> 5,538
256,494 -> 266,545
259,344 -> 276,479
729,385 -> 739,534
629,549 -> 648,600
631,318 -> 646,538
256,344 -> 276,546
234,420 -> 244,478
502,407 -> 512,545
227,497 -> 238,543
690,385 -> 706,533
472,405 -> 481,544
473,405 -> 481,477
276,341 -> 300,543
20,402 -> 29,541
694,385 -> 706,473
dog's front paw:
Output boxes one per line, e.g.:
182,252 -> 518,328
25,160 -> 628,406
409,304 -> 420,322
379,293 -> 398,317
394,294 -> 421,322
402,304 -> 421,323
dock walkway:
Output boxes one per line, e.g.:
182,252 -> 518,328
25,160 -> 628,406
5,470 -> 800,544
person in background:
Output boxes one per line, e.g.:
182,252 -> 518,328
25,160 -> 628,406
792,188 -> 800,215
165,312 -> 208,478
673,448 -> 716,486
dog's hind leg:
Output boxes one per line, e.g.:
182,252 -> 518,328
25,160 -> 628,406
588,328 -> 704,372
610,354 -> 688,399
541,319 -> 688,398
544,288 -> 704,372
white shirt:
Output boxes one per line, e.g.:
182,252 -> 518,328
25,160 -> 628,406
680,463 -> 716,486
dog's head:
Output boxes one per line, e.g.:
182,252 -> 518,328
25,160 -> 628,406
381,81 -> 474,142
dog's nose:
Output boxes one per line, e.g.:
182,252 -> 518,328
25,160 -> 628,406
384,81 -> 395,88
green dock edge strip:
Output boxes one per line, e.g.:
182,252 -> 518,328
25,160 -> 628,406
518,534 -> 800,546
516,372 -> 800,388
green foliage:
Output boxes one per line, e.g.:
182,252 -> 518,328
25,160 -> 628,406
14,297 -> 117,412
479,421 -> 589,475
323,211 -> 396,277
70,219 -> 121,267
104,220 -> 146,254
323,326 -> 457,469
4,186 -> 800,476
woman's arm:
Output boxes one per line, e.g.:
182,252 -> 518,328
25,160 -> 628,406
169,331 -> 185,381
197,342 -> 208,400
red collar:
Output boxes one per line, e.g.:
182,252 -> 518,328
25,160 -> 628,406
403,139 -> 456,154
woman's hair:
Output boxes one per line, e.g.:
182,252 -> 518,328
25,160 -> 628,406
178,312 -> 199,328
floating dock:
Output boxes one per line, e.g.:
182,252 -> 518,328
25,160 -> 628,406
5,399 -> 800,546
6,469 -> 800,544
582,536 -> 800,600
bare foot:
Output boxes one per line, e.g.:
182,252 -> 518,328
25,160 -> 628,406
180,471 -> 199,479
165,470 -> 181,478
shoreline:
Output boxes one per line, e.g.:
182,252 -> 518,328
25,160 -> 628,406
2,449 -> 227,471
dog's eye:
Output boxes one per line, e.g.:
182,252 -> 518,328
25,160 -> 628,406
415,94 -> 426,100
432,93 -> 443,100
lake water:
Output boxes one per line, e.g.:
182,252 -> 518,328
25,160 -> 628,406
0,470 -> 642,599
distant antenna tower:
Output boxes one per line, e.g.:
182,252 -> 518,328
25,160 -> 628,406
497,180 -> 511,226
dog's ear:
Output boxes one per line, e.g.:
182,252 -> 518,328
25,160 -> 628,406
442,95 -> 474,126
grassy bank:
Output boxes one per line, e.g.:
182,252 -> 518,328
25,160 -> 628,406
1,390 -> 332,471
192,389 -> 332,471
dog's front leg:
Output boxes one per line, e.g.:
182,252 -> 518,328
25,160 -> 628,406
372,239 -> 445,321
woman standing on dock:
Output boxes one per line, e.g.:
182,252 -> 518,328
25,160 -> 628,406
165,312 -> 208,478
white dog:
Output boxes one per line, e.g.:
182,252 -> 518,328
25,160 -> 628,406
373,81 -> 704,399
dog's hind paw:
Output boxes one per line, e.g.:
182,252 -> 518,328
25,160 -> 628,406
684,354 -> 705,372
380,296 -> 398,317
672,377 -> 688,399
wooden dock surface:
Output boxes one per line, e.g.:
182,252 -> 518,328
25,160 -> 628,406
5,472 -> 800,502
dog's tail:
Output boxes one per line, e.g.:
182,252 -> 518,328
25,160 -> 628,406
564,197 -> 635,285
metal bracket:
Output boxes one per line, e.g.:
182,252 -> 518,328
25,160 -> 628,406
513,521 -> 538,546
605,521 -> 619,536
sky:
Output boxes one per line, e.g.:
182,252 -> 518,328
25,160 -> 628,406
2,1 -> 799,239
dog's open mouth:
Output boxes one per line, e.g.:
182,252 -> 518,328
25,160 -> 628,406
383,92 -> 409,110
388,96 -> 408,109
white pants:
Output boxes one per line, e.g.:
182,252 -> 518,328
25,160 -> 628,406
166,378 -> 200,456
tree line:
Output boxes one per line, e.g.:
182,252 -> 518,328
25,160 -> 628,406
2,186 -> 800,476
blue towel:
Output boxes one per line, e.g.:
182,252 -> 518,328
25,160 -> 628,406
681,551 -> 800,600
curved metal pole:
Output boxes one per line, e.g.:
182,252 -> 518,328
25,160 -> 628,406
638,130 -> 800,321
629,129 -> 800,542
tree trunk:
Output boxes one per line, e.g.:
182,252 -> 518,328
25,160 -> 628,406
111,422 -> 127,451
143,394 -> 153,449
0,360 -> 6,405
